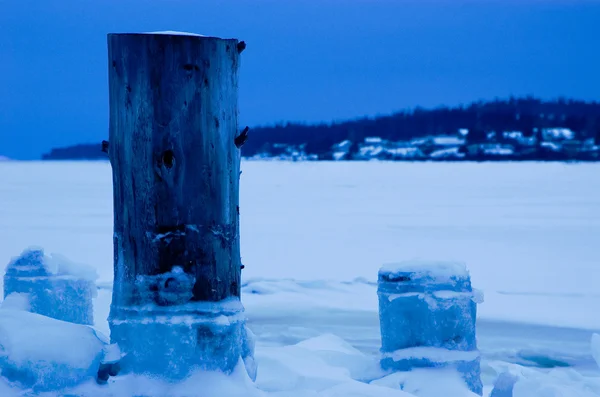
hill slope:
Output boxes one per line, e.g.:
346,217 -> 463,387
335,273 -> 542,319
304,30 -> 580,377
42,97 -> 600,160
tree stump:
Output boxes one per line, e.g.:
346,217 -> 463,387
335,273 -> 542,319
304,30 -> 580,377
107,32 -> 249,378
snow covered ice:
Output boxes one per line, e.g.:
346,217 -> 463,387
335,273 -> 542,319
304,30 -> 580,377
1,161 -> 600,396
0,308 -> 111,392
3,247 -> 97,325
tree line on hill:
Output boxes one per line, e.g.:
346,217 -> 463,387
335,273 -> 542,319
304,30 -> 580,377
41,97 -> 600,160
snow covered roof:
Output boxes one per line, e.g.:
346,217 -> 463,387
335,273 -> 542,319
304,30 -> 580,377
364,137 -> 383,144
387,147 -> 422,157
410,138 -> 430,146
541,141 -> 562,152
430,147 -> 465,159
332,152 -> 347,161
503,131 -> 523,139
332,140 -> 352,151
542,128 -> 575,141
432,136 -> 465,146
358,145 -> 384,157
482,146 -> 514,156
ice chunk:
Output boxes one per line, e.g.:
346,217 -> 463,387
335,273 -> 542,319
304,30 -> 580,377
591,333 -> 600,370
372,368 -> 479,397
101,342 -> 122,365
490,372 -> 518,397
255,344 -> 350,392
511,368 -> 600,397
255,334 -> 385,393
0,309 -> 108,392
0,376 -> 19,397
377,260 -> 481,395
295,334 -> 384,381
243,325 -> 258,381
110,298 -> 248,379
3,248 -> 97,325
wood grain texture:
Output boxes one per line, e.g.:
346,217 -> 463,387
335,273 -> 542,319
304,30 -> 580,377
107,33 -> 242,310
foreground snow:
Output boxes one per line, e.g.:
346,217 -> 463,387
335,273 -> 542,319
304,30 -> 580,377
0,308 -> 477,397
0,309 -> 108,392
2,306 -> 600,397
1,161 -> 599,395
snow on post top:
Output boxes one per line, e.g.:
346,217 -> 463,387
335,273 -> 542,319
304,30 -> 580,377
145,31 -> 206,37
379,260 -> 469,283
5,247 -> 98,281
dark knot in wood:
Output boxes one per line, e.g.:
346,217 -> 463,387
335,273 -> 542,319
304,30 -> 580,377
162,150 -> 175,169
234,126 -> 249,148
101,140 -> 109,154
183,64 -> 200,72
237,41 -> 246,54
164,277 -> 179,289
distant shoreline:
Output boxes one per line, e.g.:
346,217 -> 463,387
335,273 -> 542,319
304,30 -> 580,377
40,97 -> 600,162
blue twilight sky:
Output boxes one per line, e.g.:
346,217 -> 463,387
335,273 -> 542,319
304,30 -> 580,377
1,0 -> 599,159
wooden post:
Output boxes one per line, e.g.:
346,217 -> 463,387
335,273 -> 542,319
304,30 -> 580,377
107,32 -> 248,379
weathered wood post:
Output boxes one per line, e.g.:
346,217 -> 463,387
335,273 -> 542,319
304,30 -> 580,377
107,32 -> 250,379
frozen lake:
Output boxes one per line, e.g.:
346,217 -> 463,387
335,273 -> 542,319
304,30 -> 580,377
1,161 -> 600,393
0,161 -> 598,326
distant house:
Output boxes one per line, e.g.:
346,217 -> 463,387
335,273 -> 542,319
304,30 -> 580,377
430,147 -> 465,160
431,135 -> 466,147
355,143 -> 385,160
540,141 -> 562,152
503,131 -> 523,140
354,137 -> 425,160
481,144 -> 515,157
332,140 -> 352,151
501,131 -> 537,148
561,139 -> 600,159
516,136 -> 537,147
465,143 -> 515,157
542,128 -> 575,141
364,137 -> 383,144
386,147 -> 425,160
411,135 -> 465,156
331,140 -> 353,161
